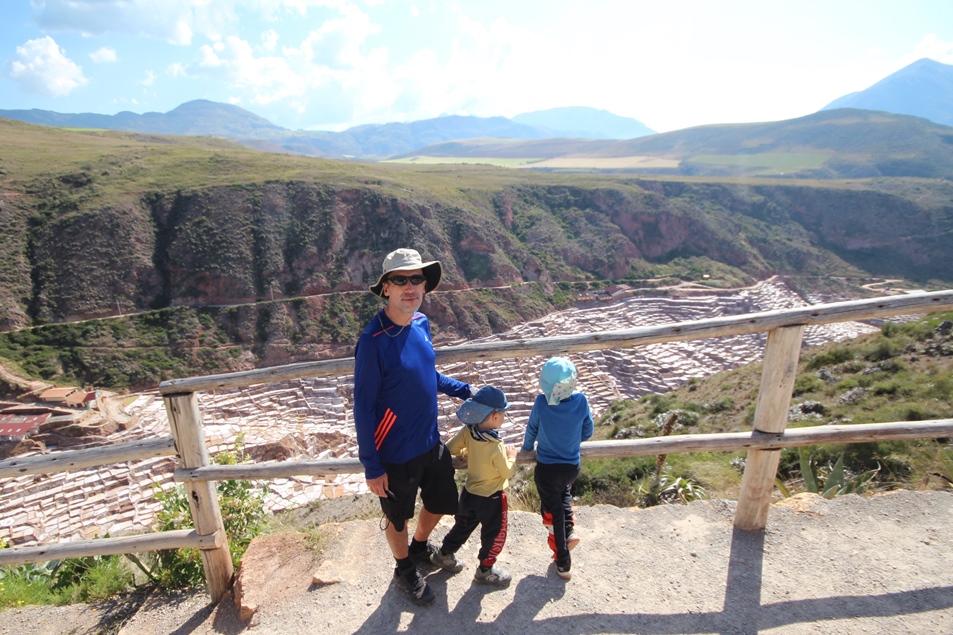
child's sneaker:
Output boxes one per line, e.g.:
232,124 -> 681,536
555,560 -> 572,580
393,566 -> 436,605
473,564 -> 512,588
566,528 -> 581,551
430,548 -> 464,573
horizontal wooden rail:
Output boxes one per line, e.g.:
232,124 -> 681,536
0,437 -> 177,479
0,528 -> 224,567
158,290 -> 953,394
172,419 -> 953,482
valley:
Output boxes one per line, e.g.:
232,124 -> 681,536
0,278 -> 881,547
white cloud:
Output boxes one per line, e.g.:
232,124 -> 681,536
179,3 -> 401,120
384,15 -> 562,122
261,29 -> 279,52
289,4 -> 381,68
31,0 -> 351,39
908,34 -> 953,65
257,0 -> 349,18
8,36 -> 88,97
194,35 -> 306,104
89,46 -> 117,63
31,0 -> 235,45
139,70 -> 156,86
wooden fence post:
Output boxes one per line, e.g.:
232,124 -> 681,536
734,325 -> 805,531
163,392 -> 234,602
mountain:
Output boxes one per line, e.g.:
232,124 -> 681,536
298,115 -> 551,157
0,102 -> 653,159
512,106 -> 655,139
1,117 -> 952,387
400,109 -> 953,179
0,99 -> 284,137
822,58 -> 953,127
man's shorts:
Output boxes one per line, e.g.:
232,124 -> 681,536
379,441 -> 458,532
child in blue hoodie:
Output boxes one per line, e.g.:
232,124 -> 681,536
521,356 -> 594,580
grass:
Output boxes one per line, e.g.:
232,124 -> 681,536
384,156 -> 545,167
0,557 -> 137,609
688,152 -> 832,175
583,310 -> 953,502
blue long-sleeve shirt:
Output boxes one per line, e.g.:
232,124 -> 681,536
353,310 -> 471,479
521,392 -> 594,465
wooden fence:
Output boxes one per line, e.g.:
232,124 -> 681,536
1,290 -> 952,603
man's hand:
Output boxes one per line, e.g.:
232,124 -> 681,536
367,473 -> 389,498
505,445 -> 518,459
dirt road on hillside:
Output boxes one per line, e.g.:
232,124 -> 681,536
3,490 -> 952,635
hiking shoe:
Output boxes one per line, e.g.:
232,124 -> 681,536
394,566 -> 436,606
430,548 -> 465,573
408,543 -> 439,570
566,528 -> 581,551
556,561 -> 572,580
474,564 -> 512,588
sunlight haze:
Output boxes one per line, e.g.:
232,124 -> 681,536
1,0 -> 952,133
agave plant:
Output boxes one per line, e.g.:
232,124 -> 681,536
776,447 -> 883,499
639,469 -> 708,506
658,475 -> 708,504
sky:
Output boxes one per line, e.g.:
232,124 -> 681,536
2,0 -> 953,134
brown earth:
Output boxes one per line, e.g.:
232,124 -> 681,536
2,490 -> 952,635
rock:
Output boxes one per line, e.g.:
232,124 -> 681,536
247,437 -> 300,462
233,532 -> 323,624
0,437 -> 46,460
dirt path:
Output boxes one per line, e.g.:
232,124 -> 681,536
4,490 -> 951,635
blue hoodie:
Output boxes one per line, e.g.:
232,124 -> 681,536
522,392 -> 594,465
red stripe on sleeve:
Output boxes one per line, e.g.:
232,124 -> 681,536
374,409 -> 396,450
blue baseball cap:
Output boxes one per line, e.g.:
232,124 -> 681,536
456,386 -> 510,424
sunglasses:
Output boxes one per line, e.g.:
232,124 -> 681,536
387,274 -> 427,286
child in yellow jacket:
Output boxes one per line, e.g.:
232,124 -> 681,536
429,386 -> 518,587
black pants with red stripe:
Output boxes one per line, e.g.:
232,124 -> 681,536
440,487 -> 508,567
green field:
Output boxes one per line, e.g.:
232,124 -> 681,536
687,152 -> 832,175
383,156 -> 544,167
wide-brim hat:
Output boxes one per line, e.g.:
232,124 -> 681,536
369,248 -> 442,297
456,386 -> 510,425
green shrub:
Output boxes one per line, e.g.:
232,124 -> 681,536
151,440 -> 268,590
864,339 -> 901,362
806,347 -> 854,371
706,396 -> 735,413
927,377 -> 953,400
793,374 -> 824,396
0,556 -> 134,608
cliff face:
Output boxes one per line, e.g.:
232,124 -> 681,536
9,178 -> 953,328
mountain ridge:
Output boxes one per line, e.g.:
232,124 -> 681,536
0,102 -> 653,159
822,57 -> 953,127
3,57 -> 952,161
398,108 -> 953,179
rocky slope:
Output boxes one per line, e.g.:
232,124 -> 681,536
13,177 -> 953,328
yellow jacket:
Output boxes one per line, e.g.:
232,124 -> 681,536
446,426 -> 517,497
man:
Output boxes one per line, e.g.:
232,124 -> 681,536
353,247 -> 472,606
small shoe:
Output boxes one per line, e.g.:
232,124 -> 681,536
409,543 -> 439,570
394,566 -> 436,606
566,529 -> 581,551
556,561 -> 572,580
473,564 -> 512,588
430,548 -> 465,573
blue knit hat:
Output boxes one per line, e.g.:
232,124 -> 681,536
456,386 -> 510,424
539,357 -> 577,405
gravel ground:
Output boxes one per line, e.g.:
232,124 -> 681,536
2,490 -> 952,635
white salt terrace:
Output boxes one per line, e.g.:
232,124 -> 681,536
0,280 -> 880,547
